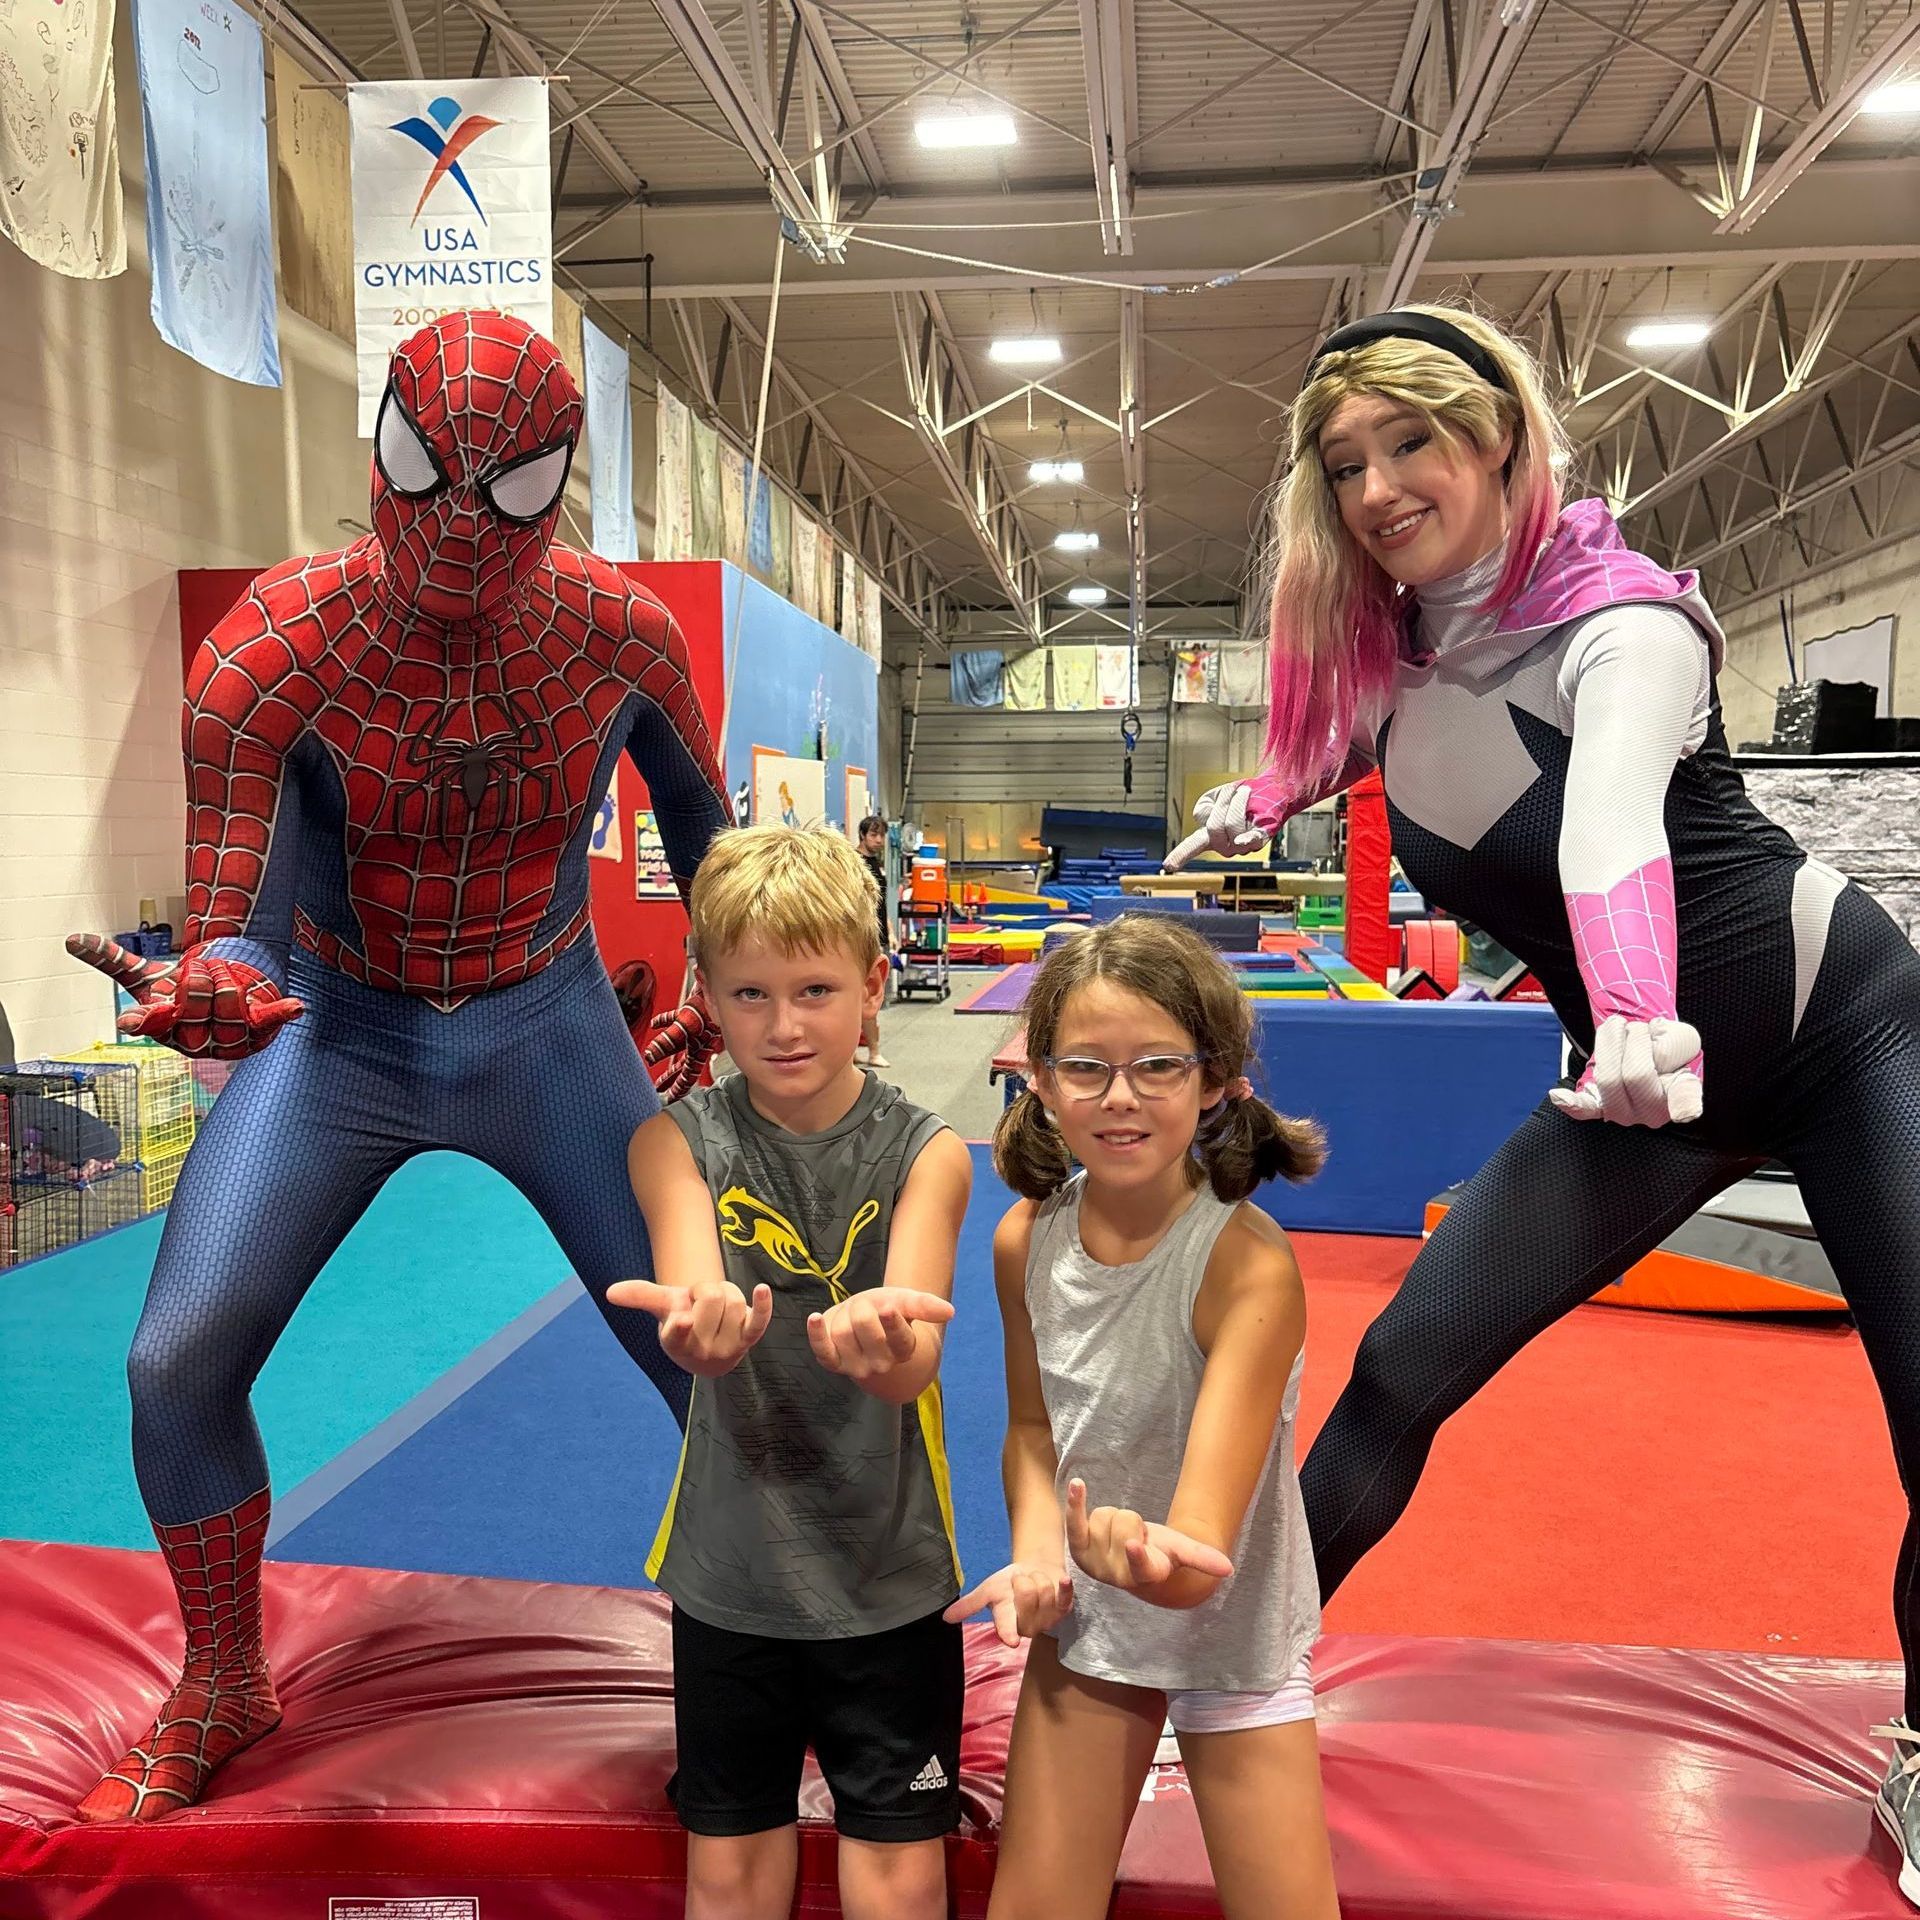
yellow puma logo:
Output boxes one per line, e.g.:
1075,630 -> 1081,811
716,1188 -> 881,1304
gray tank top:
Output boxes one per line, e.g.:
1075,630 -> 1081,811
1026,1173 -> 1320,1692
649,1070 -> 960,1638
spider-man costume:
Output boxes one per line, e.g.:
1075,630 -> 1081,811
65,312 -> 731,1821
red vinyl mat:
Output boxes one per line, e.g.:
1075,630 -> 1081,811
0,1541 -> 1910,1918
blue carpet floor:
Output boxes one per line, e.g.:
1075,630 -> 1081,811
6,1142 -> 1018,1594
0,1154 -> 595,1549
271,1145 -> 1015,1590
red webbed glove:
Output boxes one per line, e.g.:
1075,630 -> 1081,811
66,935 -> 303,1060
642,988 -> 721,1103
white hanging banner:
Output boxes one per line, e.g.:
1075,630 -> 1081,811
348,77 -> 552,435
0,0 -> 125,279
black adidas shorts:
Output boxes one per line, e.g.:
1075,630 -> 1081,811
669,1603 -> 963,1841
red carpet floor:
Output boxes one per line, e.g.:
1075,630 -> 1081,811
1293,1233 -> 1906,1659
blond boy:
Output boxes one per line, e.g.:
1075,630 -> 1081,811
611,825 -> 972,1920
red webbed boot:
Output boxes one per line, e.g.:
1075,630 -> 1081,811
79,1488 -> 282,1821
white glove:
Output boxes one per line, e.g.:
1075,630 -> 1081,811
1548,1015 -> 1704,1128
1165,783 -> 1273,871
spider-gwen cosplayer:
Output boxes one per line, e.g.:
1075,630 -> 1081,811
65,312 -> 731,1822
1173,305 -> 1920,1902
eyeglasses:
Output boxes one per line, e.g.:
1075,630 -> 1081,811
1041,1053 -> 1205,1101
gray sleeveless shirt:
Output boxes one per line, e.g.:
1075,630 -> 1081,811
648,1070 -> 960,1638
1026,1174 -> 1320,1692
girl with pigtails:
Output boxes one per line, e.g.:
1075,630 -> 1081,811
1170,302 -> 1920,1903
950,914 -> 1338,1919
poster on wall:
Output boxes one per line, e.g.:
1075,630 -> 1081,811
348,76 -> 552,435
845,765 -> 873,829
654,386 -> 692,560
752,749 -> 828,829
634,811 -> 677,897
587,792 -> 621,860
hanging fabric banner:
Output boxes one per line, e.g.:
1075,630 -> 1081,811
815,530 -> 838,632
582,316 -> 636,559
860,570 -> 884,664
1004,649 -> 1048,711
951,649 -> 1005,708
719,439 -> 748,566
349,76 -> 551,434
1217,641 -> 1266,708
690,415 -> 721,558
550,286 -> 586,395
1052,645 -> 1097,712
1173,645 -> 1219,703
769,487 -> 792,597
272,55 -> 353,340
839,548 -> 860,640
653,386 -> 692,560
747,468 -> 774,578
0,0 -> 125,278
1095,644 -> 1134,709
134,0 -> 281,385
791,513 -> 820,620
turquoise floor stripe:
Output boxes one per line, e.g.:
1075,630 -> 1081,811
0,1153 -> 585,1549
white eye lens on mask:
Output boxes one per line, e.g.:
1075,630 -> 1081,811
374,387 -> 444,498
484,442 -> 573,523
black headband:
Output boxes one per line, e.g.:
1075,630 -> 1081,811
1303,311 -> 1509,393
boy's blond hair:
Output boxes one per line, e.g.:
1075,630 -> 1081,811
690,824 -> 883,971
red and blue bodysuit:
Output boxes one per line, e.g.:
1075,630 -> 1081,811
67,312 -> 730,1820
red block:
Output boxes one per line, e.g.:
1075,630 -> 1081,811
0,1544 -> 1908,1919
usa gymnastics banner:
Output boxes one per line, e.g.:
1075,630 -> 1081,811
348,77 -> 552,435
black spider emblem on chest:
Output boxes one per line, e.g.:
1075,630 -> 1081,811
391,684 -> 558,851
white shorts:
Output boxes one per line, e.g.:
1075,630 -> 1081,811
1164,1652 -> 1315,1735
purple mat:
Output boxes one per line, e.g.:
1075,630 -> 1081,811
958,964 -> 1035,1014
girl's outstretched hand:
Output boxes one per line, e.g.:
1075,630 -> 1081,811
1064,1478 -> 1234,1599
944,1562 -> 1074,1647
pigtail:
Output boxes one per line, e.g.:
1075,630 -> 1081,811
992,1088 -> 1075,1201
1197,1093 -> 1325,1202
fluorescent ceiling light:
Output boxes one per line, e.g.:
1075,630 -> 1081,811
916,111 -> 1018,149
1028,459 -> 1085,484
1625,318 -> 1712,349
1863,81 -> 1920,113
990,337 -> 1062,366
1066,584 -> 1109,605
1053,529 -> 1099,550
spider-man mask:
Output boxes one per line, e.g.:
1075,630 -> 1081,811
371,311 -> 582,621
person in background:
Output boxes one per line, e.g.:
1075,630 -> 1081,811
857,815 -> 893,1069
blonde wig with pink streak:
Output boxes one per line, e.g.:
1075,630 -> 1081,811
1262,303 -> 1569,800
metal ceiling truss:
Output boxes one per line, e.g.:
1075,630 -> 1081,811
892,292 -> 1050,640
661,293 -> 953,638
647,0 -> 849,258
1593,305 -> 1920,603
1633,0 -> 1920,232
1376,0 -> 1542,310
1079,0 -> 1137,255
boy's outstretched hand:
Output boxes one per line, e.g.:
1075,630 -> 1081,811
945,1562 -> 1074,1647
806,1287 -> 955,1385
608,1274 -> 773,1376
1064,1478 -> 1234,1602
